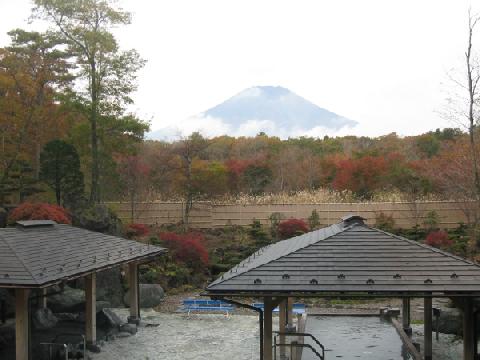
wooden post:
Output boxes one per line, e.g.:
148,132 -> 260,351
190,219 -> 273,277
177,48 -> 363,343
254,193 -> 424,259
279,298 -> 287,359
15,288 -> 30,360
463,297 -> 475,360
264,297 -> 274,360
402,297 -> 411,335
128,262 -> 140,324
41,288 -> 47,309
424,296 -> 432,360
287,297 -> 294,327
85,273 -> 96,344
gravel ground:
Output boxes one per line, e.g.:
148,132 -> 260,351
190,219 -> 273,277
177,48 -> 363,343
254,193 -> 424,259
89,309 -> 270,360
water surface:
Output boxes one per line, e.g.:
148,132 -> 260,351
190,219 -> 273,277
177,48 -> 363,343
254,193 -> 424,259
302,316 -> 413,360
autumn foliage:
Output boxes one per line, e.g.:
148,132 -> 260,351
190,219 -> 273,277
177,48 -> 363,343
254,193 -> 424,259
278,218 -> 309,239
331,155 -> 388,199
125,223 -> 150,238
425,230 -> 453,249
8,202 -> 71,224
158,232 -> 209,270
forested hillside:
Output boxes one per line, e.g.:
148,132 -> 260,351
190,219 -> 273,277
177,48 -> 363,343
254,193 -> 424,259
132,129 -> 469,204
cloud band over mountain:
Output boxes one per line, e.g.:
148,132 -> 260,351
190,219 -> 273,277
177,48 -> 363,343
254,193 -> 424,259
148,86 -> 358,140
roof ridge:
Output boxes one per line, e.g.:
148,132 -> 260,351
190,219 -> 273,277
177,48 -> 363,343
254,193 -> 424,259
208,222 -> 348,288
371,226 -> 479,267
0,229 -> 41,285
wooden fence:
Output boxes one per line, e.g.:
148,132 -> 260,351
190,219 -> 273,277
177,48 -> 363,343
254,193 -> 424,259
106,200 -> 477,229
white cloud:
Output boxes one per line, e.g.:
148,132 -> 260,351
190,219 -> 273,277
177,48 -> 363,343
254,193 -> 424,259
148,114 -> 360,140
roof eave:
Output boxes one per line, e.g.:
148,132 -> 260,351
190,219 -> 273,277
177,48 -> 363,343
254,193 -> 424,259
0,249 -> 166,289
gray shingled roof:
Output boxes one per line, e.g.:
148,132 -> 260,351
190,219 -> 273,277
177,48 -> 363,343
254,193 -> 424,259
0,221 -> 165,288
206,217 -> 480,296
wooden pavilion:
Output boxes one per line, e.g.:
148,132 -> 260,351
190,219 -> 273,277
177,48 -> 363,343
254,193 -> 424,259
205,215 -> 480,360
0,220 -> 166,360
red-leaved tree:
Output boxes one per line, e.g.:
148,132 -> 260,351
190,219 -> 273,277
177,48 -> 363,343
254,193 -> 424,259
425,230 -> 453,249
332,156 -> 388,199
8,203 -> 71,224
158,232 -> 209,270
125,223 -> 150,239
278,218 -> 309,239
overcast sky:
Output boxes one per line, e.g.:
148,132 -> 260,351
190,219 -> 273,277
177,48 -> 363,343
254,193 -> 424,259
0,0 -> 478,138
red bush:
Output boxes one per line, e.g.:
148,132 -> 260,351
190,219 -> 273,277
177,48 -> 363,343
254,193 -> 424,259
425,230 -> 452,249
278,218 -> 309,239
8,203 -> 71,224
159,232 -> 209,269
125,223 -> 150,238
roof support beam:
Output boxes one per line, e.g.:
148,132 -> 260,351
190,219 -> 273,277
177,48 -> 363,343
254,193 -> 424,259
85,273 -> 96,345
128,262 -> 140,324
287,297 -> 294,326
424,296 -> 432,360
15,288 -> 30,360
279,298 -> 287,359
402,297 -> 412,335
40,288 -> 47,309
264,297 -> 274,360
463,297 -> 475,360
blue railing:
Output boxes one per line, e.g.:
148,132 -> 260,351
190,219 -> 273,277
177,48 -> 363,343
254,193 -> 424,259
251,303 -> 306,314
180,299 -> 236,313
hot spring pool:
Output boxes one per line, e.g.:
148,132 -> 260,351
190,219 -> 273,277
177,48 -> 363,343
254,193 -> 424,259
302,316 -> 413,360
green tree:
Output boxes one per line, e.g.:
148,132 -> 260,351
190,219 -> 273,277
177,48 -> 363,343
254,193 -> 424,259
243,164 -> 272,195
40,139 -> 84,206
33,0 -> 146,203
0,30 -> 71,206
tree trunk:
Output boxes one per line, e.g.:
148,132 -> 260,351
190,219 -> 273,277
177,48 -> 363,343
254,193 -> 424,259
89,61 -> 100,204
466,12 -> 480,248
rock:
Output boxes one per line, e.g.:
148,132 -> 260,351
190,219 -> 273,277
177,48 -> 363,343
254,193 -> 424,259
0,288 -> 15,318
32,308 -> 58,329
0,334 -> 7,350
86,343 -> 102,353
48,286 -> 85,313
55,312 -> 78,321
119,323 -> 137,335
116,331 -> 132,338
0,325 -> 15,346
96,301 -> 112,312
96,268 -> 125,307
73,204 -> 122,235
124,284 -> 165,308
97,308 -> 125,329
435,307 -> 463,335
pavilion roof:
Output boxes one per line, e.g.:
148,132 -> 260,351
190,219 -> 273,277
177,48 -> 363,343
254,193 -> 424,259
206,215 -> 480,297
0,221 -> 165,288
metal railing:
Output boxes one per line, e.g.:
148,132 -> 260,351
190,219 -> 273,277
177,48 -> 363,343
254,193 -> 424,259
273,332 -> 325,360
40,334 -> 86,360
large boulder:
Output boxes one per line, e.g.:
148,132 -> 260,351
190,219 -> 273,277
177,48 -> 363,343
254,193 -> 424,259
434,307 -> 463,335
0,325 -> 14,350
96,308 -> 125,329
96,268 -> 125,307
124,284 -> 165,308
72,204 -> 122,235
32,308 -> 58,330
48,286 -> 85,313
0,289 -> 15,318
